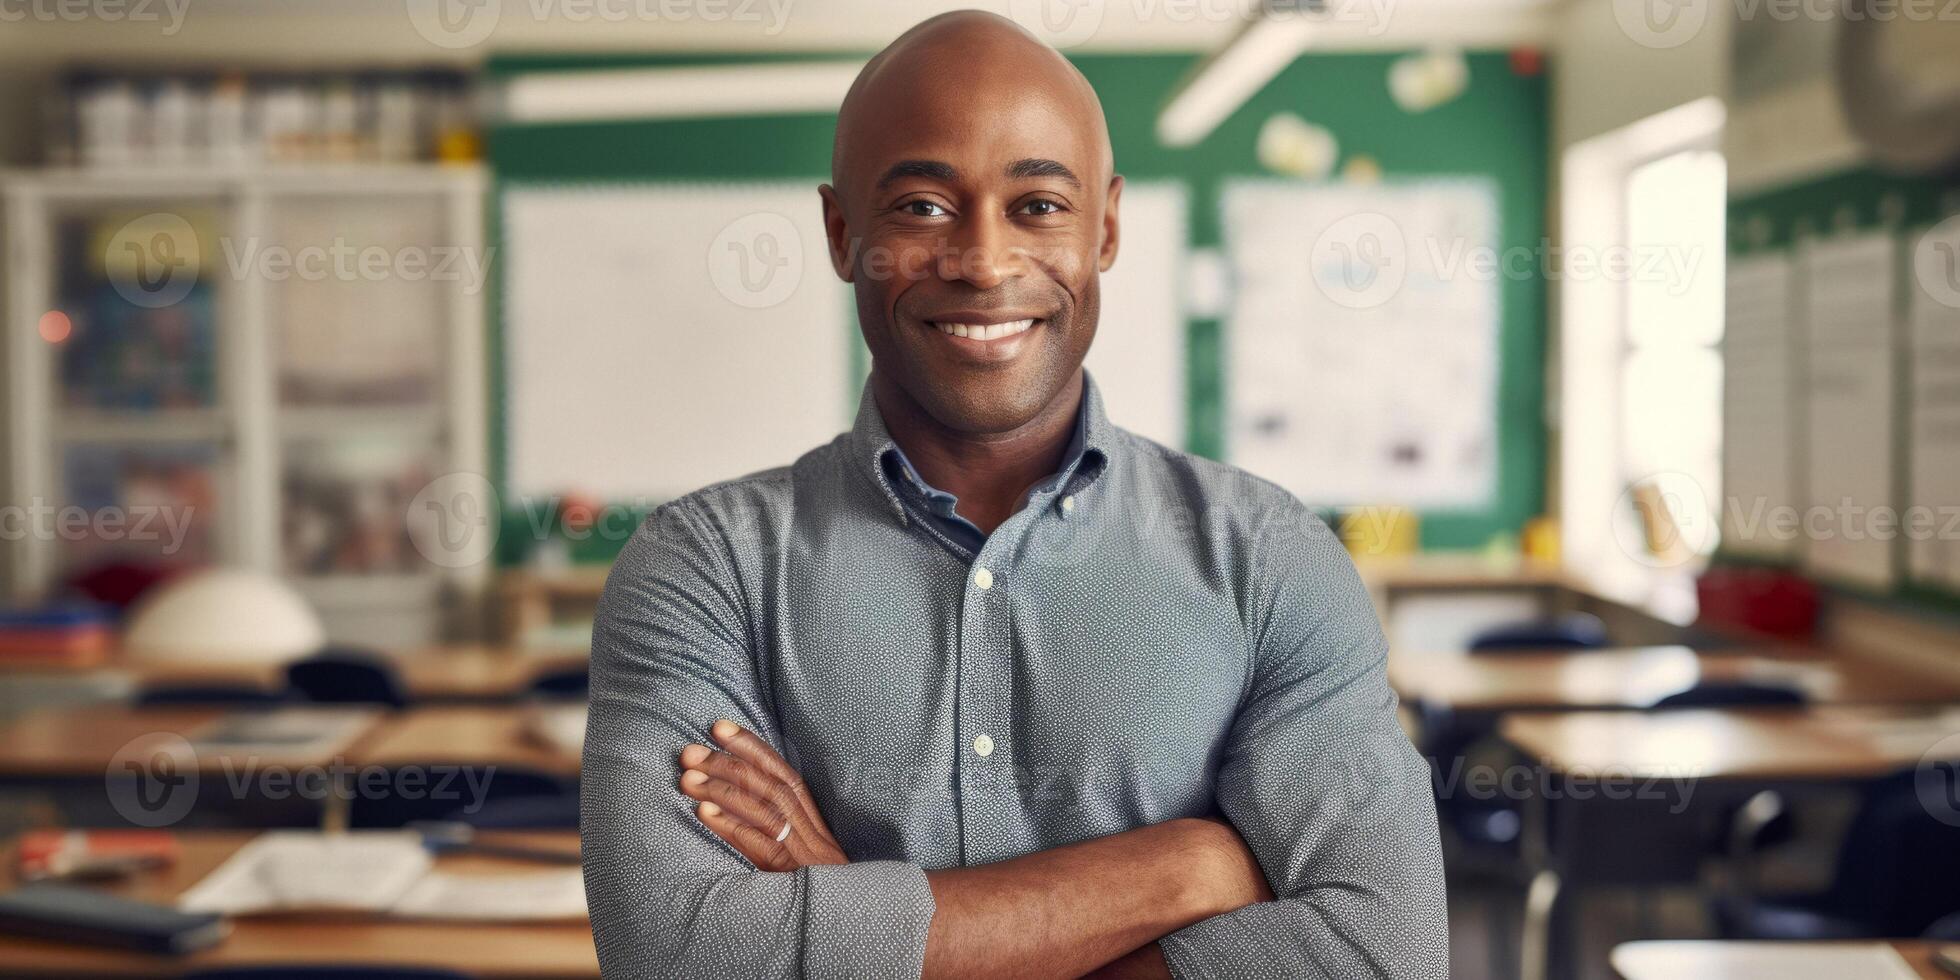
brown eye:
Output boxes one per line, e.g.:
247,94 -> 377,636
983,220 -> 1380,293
903,200 -> 948,217
1022,200 -> 1063,216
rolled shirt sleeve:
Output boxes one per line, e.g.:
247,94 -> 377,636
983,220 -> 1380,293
1158,501 -> 1448,979
581,499 -> 937,979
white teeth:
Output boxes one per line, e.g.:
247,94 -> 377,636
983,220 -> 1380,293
934,319 -> 1035,340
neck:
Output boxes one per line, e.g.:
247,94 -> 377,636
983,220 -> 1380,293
871,370 -> 1084,536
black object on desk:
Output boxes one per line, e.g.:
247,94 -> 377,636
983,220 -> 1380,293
0,881 -> 228,954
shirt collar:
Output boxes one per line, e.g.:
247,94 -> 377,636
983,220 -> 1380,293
848,370 -> 1114,525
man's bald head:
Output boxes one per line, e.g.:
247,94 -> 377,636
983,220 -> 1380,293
832,11 -> 1112,189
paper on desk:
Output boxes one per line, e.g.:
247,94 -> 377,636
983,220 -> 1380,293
391,868 -> 588,922
1619,942 -> 1921,980
527,702 -> 587,757
178,831 -> 432,916
188,706 -> 377,758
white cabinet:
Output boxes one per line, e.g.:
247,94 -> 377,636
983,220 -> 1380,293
3,165 -> 488,647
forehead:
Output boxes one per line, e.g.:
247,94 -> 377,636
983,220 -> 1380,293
839,57 -> 1101,196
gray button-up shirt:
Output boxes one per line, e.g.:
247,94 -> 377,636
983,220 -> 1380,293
582,373 -> 1447,979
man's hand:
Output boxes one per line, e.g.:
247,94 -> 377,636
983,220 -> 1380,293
678,719 -> 848,870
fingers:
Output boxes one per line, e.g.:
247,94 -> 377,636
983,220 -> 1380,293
695,800 -> 789,871
708,720 -> 835,840
679,767 -> 787,837
682,742 -> 799,824
711,719 -> 802,789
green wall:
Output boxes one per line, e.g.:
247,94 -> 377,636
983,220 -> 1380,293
486,50 -> 1548,562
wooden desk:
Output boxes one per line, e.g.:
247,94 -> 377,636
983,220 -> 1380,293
1355,553 -> 1576,594
1499,704 -> 1960,781
0,831 -> 596,978
1392,645 -> 1960,712
0,705 -> 381,779
350,706 -> 581,778
1503,705 -> 1960,980
1612,940 -> 1953,979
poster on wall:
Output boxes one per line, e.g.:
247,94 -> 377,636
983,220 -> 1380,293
1220,178 -> 1499,510
1721,252 -> 1800,561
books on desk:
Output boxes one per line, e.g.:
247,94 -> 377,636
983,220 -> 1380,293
178,831 -> 586,923
0,606 -> 114,668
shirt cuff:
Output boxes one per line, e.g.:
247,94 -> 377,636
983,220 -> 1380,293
1158,903 -> 1298,980
800,860 -> 937,980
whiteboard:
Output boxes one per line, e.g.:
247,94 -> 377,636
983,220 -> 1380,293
1086,181 -> 1187,449
1908,218 -> 1960,592
1800,232 -> 1898,590
1720,253 -> 1800,560
1220,179 -> 1499,509
502,183 -> 852,501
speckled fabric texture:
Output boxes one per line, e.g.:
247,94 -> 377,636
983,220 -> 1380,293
582,372 -> 1447,979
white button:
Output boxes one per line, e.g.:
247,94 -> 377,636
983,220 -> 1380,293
1061,495 -> 1076,513
974,567 -> 994,590
972,734 -> 995,757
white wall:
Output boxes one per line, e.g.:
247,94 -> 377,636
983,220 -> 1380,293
1550,0 -> 1730,152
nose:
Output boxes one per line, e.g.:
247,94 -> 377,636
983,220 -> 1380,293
937,209 -> 1021,290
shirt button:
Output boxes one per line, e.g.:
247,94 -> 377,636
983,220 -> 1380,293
972,734 -> 995,757
974,567 -> 994,590
1061,495 -> 1076,514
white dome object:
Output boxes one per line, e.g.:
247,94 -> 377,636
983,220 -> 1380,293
124,569 -> 326,664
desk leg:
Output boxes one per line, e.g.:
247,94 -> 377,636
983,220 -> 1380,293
1520,867 -> 1561,980
1518,782 -> 1560,980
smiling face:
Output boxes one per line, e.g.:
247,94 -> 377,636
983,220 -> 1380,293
820,13 -> 1122,436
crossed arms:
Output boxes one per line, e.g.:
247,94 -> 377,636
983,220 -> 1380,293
580,499 -> 1448,979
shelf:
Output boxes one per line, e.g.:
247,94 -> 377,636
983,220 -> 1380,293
54,409 -> 228,444
278,405 -> 444,443
1,163 -> 486,199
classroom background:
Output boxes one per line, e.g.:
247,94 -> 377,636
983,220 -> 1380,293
0,2 -> 1958,978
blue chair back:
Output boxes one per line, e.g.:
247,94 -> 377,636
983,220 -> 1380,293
1652,682 -> 1807,710
1824,772 -> 1960,936
528,665 -> 590,700
1467,611 -> 1609,652
135,684 -> 290,707
349,767 -> 573,829
184,969 -> 470,980
286,647 -> 408,707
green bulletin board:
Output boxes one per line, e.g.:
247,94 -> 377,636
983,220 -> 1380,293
485,50 -> 1548,562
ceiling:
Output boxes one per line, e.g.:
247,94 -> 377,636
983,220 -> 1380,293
0,0 -> 1560,65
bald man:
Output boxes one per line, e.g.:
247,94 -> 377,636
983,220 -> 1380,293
581,11 -> 1446,978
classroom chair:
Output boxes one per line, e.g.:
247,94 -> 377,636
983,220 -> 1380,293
285,647 -> 410,707
348,766 -> 575,829
1925,910 -> 1960,941
527,664 -> 590,700
133,683 -> 291,707
183,968 -> 470,980
1651,681 -> 1807,709
1466,610 -> 1610,653
1716,771 -> 1960,939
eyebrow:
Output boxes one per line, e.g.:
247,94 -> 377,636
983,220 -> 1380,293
877,160 -> 958,189
875,158 -> 1084,190
1005,158 -> 1082,189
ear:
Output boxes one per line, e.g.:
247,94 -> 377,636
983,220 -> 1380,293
1097,174 -> 1124,273
818,184 -> 855,283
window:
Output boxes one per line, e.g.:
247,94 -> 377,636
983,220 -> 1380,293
1560,100 -> 1726,623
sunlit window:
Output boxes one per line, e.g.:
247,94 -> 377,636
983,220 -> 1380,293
1622,149 -> 1727,573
